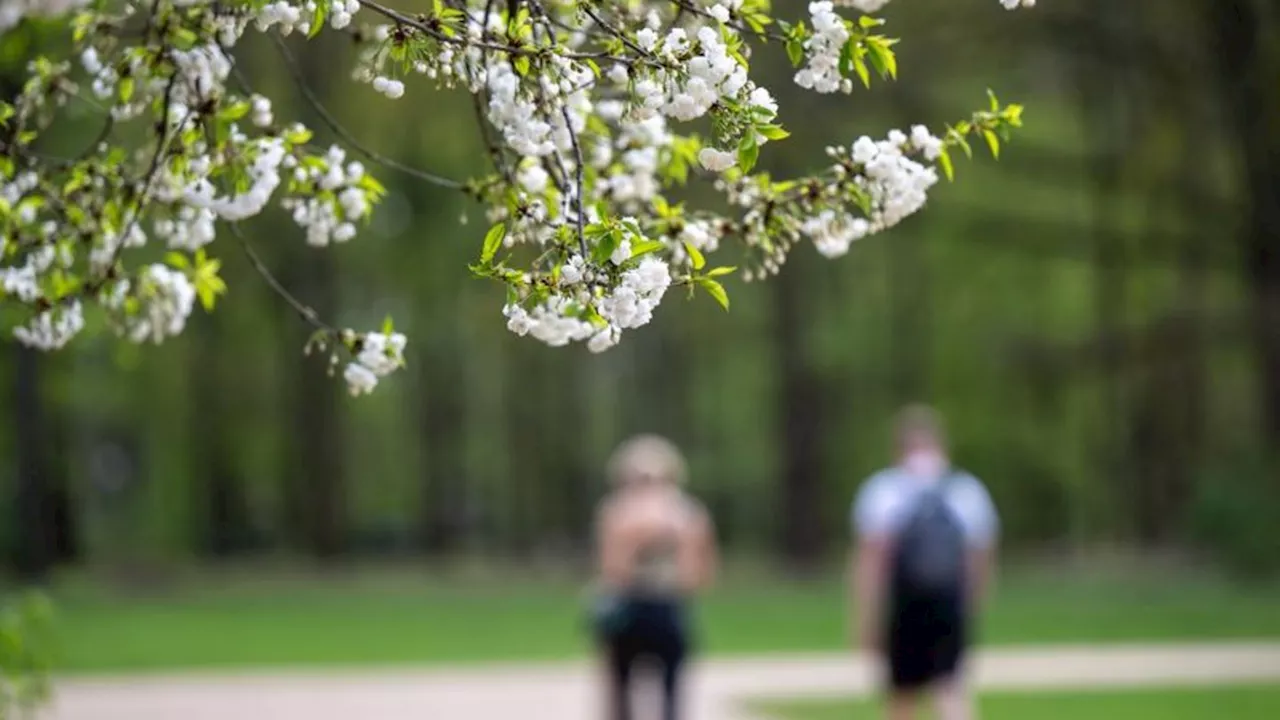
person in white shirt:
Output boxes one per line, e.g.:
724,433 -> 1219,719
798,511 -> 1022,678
850,405 -> 999,720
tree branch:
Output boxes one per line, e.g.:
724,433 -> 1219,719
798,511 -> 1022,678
230,222 -> 335,334
83,68 -> 181,298
561,104 -> 588,258
358,0 -> 626,63
272,34 -> 466,191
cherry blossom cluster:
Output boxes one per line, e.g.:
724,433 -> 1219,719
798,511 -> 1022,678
342,329 -> 408,396
0,0 -> 1036,397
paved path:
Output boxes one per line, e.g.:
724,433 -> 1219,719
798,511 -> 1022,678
51,642 -> 1280,720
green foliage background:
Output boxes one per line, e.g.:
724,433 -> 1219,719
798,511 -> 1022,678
2,0 -> 1278,580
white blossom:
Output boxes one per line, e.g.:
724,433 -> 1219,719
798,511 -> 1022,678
372,76 -> 406,99
795,2 -> 851,94
698,147 -> 737,172
844,0 -> 891,12
0,0 -> 1030,397
13,302 -> 84,350
342,330 -> 407,395
343,362 -> 378,395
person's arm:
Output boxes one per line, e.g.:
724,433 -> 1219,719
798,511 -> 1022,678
596,500 -> 633,590
968,543 -> 996,608
963,476 -> 1000,609
852,534 -> 890,654
849,477 -> 893,654
679,503 -> 718,593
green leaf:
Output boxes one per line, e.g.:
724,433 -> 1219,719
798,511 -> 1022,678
758,124 -> 790,141
983,129 -> 1000,159
197,286 -> 215,311
683,240 -> 706,271
852,50 -> 871,89
165,251 -> 189,269
358,174 -> 387,197
786,38 -> 804,67
118,77 -> 134,104
737,135 -> 759,174
706,266 -> 737,278
284,126 -> 313,145
481,223 -> 506,264
219,101 -> 250,122
988,88 -> 1000,113
513,55 -> 530,76
192,256 -> 227,312
859,15 -> 885,29
382,314 -> 395,334
309,0 -> 327,37
697,277 -> 729,311
172,26 -> 199,50
866,40 -> 894,79
938,147 -> 955,182
593,229 -> 622,265
630,239 -> 665,258
1004,103 -> 1024,126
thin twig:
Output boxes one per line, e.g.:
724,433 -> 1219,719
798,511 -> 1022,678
560,104 -> 588,258
84,70 -> 181,297
523,0 -> 589,256
579,3 -> 654,59
272,34 -> 466,190
357,0 -> 619,62
357,0 -> 534,56
230,222 -> 335,333
665,0 -> 788,42
77,117 -> 114,160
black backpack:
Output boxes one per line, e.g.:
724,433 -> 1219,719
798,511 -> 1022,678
891,473 -> 968,597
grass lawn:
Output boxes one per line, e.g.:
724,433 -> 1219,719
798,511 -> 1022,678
752,684 -> 1280,719
47,564 -> 1280,672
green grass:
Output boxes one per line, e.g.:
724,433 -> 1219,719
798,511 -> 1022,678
47,565 -> 1280,673
753,685 -> 1280,720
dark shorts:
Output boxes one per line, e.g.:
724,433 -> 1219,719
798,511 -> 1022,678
595,597 -> 689,720
885,590 -> 968,691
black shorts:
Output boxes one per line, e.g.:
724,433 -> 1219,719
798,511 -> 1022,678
884,589 -> 968,691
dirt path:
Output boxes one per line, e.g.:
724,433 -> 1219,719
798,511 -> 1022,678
51,642 -> 1280,720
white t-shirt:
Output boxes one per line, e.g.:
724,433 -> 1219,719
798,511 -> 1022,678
851,467 -> 999,549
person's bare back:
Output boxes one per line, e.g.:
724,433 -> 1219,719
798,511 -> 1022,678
592,435 -> 718,720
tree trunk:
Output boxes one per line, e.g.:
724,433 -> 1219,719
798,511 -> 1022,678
273,34 -> 349,561
288,250 -> 346,560
191,315 -> 251,557
1077,0 -> 1136,539
418,344 -> 466,554
775,261 -> 825,569
1208,0 -> 1280,449
12,347 -> 51,582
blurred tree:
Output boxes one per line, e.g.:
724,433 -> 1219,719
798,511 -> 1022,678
1206,0 -> 1280,450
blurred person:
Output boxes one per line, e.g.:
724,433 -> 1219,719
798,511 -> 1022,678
590,434 -> 718,720
850,405 -> 999,720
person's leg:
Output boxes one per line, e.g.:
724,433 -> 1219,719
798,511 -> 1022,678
885,595 -> 926,720
887,690 -> 917,720
932,676 -> 974,720
656,601 -> 688,720
931,590 -> 971,720
605,636 -> 634,720
659,650 -> 682,720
